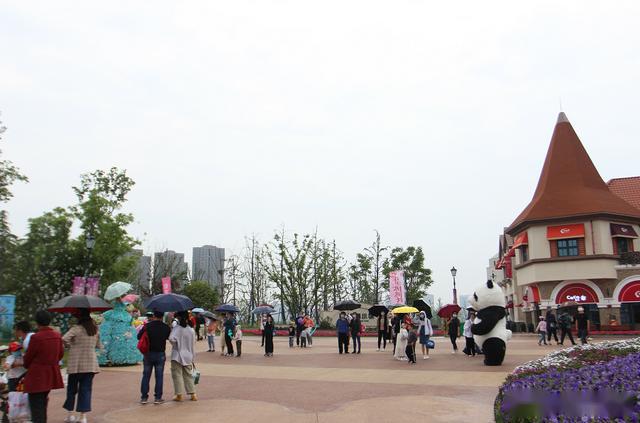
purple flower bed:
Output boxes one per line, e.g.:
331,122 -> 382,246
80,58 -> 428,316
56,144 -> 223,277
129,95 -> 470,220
495,339 -> 640,422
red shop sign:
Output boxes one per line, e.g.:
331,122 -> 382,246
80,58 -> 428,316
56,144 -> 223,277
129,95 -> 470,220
619,281 -> 640,303
555,283 -> 599,304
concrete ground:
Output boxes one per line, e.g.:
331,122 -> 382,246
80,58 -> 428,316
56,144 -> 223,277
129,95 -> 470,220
45,334 -> 631,423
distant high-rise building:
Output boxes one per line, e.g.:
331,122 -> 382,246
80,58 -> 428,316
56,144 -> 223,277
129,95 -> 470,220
154,250 -> 189,288
128,249 -> 151,292
192,245 -> 225,289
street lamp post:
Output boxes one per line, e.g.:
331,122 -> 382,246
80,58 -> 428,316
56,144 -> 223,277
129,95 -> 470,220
85,233 -> 96,279
450,266 -> 458,305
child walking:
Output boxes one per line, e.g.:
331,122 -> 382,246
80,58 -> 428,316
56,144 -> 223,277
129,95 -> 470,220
234,325 -> 243,357
405,323 -> 417,364
536,316 -> 548,346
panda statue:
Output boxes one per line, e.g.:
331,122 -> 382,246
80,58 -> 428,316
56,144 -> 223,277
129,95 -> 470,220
469,279 -> 512,366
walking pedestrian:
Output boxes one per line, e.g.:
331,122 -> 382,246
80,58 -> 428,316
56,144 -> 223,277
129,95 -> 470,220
536,316 -> 547,346
138,310 -> 171,405
23,310 -> 64,423
376,312 -> 388,351
336,312 -> 350,354
463,311 -> 476,357
62,309 -> 101,423
194,313 -> 202,342
405,323 -> 417,364
264,315 -> 274,357
234,325 -> 243,357
575,307 -> 589,345
169,311 -> 197,402
288,322 -> 295,348
223,313 -> 236,356
394,319 -> 408,361
448,313 -> 460,353
303,314 -> 314,347
391,313 -> 401,355
218,314 -> 227,356
558,310 -> 576,346
260,314 -> 266,347
350,313 -> 362,354
295,313 -> 304,347
545,309 -> 559,345
417,311 -> 433,360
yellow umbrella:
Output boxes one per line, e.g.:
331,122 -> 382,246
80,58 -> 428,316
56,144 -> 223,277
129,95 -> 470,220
392,306 -> 419,314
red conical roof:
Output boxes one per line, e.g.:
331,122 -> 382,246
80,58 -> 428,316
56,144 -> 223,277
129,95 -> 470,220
507,113 -> 640,234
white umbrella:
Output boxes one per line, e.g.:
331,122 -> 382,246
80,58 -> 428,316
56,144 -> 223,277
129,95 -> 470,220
104,281 -> 133,301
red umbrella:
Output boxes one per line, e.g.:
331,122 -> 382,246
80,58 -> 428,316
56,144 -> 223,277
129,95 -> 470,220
437,304 -> 461,318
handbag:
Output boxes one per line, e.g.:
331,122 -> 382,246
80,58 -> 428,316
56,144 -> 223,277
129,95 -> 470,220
137,330 -> 149,354
426,339 -> 435,349
191,363 -> 200,385
8,391 -> 31,421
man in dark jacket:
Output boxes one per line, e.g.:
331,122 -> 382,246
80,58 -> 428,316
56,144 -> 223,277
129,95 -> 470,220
138,311 -> 171,405
23,310 -> 64,423
336,312 -> 350,354
558,311 -> 576,346
545,309 -> 559,344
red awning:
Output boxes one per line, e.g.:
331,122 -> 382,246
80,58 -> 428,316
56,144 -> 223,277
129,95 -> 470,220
505,247 -> 516,258
611,223 -> 638,238
619,280 -> 640,303
513,232 -> 529,248
555,283 -> 599,304
547,224 -> 585,240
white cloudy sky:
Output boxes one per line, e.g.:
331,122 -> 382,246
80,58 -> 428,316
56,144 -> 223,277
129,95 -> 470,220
2,1 -> 640,303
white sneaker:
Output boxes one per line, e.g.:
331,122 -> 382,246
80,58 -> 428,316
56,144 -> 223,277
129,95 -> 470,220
64,416 -> 77,423
451,351 -> 456,354
423,355 -> 427,360
376,348 -> 380,352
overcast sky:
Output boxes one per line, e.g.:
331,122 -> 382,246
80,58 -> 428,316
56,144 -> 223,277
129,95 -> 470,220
2,1 -> 640,304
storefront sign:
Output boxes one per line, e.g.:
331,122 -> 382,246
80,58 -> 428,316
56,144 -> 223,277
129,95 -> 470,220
618,280 -> 640,303
555,283 -> 598,304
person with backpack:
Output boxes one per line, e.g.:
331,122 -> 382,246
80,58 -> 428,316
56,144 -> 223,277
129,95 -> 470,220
545,309 -> 559,345
137,311 -> 171,405
558,310 -> 576,346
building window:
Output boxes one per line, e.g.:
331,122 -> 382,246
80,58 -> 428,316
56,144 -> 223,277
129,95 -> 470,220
520,246 -> 529,262
614,237 -> 633,254
557,239 -> 579,257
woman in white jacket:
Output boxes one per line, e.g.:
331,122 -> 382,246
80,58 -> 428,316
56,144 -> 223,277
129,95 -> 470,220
417,311 -> 433,360
169,311 -> 197,402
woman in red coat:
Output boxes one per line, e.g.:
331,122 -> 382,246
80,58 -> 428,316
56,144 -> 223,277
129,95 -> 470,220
23,310 -> 64,423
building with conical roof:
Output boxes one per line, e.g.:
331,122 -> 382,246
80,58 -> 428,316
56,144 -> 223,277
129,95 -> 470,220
494,113 -> 640,332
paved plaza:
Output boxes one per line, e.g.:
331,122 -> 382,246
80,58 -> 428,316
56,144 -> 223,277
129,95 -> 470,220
46,334 -> 629,422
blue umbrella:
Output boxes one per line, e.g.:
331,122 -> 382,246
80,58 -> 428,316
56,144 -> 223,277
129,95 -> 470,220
192,307 -> 205,313
215,303 -> 240,313
144,293 -> 194,312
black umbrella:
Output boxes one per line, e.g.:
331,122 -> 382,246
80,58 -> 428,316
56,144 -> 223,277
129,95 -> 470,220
333,300 -> 361,311
48,295 -> 113,313
215,303 -> 240,313
202,311 -> 217,320
368,304 -> 389,317
252,305 -> 275,314
144,293 -> 194,312
412,299 -> 433,319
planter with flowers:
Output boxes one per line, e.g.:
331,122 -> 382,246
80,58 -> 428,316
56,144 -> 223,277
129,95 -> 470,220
495,338 -> 640,422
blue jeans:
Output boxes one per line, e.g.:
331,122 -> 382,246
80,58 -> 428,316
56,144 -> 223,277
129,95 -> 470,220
140,352 -> 165,400
63,373 -> 95,412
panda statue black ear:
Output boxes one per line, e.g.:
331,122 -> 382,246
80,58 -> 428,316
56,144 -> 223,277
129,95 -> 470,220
487,280 -> 494,289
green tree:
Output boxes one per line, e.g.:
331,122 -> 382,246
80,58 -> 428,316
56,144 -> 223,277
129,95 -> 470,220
382,246 -> 433,305
0,113 -> 28,203
182,281 -> 220,311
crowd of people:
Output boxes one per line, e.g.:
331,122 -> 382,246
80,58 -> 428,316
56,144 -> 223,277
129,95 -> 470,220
535,306 -> 590,347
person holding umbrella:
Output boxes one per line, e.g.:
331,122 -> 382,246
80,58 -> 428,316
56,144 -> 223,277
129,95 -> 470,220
349,312 -> 362,354
263,315 -> 275,357
169,311 -> 197,402
137,311 -> 171,405
376,311 -> 388,352
223,313 -> 237,357
448,313 -> 461,354
336,312 -> 350,354
62,309 -> 101,423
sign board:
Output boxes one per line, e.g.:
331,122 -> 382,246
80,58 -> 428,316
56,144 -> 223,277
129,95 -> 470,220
162,277 -> 172,294
0,295 -> 16,340
389,270 -> 406,305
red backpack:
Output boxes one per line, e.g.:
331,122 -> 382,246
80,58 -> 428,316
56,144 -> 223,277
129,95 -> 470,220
137,330 -> 149,354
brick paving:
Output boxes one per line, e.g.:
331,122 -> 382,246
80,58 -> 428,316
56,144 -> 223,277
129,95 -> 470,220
45,334 -> 633,423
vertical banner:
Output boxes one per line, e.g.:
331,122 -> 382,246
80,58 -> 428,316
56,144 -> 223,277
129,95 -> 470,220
72,276 -> 86,295
86,277 -> 100,297
161,277 -> 172,294
0,295 -> 16,340
389,270 -> 406,305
